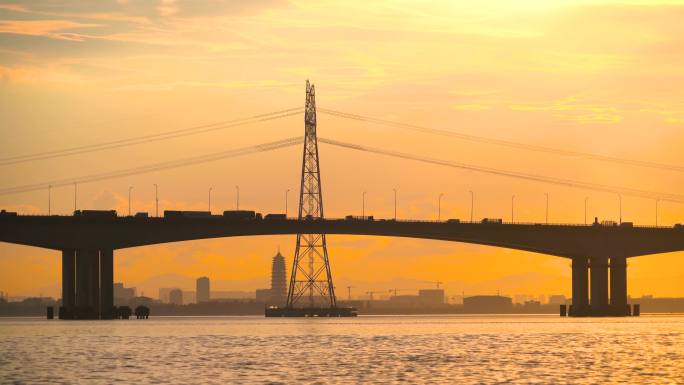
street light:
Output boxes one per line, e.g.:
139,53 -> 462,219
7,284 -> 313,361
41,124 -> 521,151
285,189 -> 290,217
48,185 -> 52,215
128,186 -> 133,216
655,198 -> 660,227
511,195 -> 515,223
393,188 -> 397,220
363,191 -> 367,218
545,193 -> 549,224
153,184 -> 159,217
469,190 -> 474,222
618,194 -> 622,224
584,197 -> 588,225
73,183 -> 77,212
208,187 -> 213,212
438,193 -> 444,221
235,185 -> 240,210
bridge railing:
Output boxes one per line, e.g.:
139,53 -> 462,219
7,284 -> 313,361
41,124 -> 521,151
3,212 -> 679,229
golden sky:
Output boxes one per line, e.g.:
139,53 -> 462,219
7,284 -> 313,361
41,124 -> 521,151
1,0 -> 683,299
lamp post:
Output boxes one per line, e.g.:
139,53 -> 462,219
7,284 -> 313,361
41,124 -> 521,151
655,198 -> 659,227
584,197 -> 588,225
363,191 -> 367,218
208,187 -> 213,212
393,188 -> 397,220
618,194 -> 622,224
128,186 -> 133,216
438,193 -> 444,221
545,193 -> 549,224
285,189 -> 290,217
154,184 -> 159,217
73,183 -> 77,212
511,195 -> 515,223
469,190 -> 474,222
236,185 -> 240,210
48,185 -> 52,215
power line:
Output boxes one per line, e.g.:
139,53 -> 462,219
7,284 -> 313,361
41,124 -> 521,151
318,108 -> 684,173
0,107 -> 304,166
318,137 -> 684,203
0,137 -> 302,196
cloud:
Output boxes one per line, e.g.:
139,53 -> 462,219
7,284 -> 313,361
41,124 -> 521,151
452,104 -> 490,111
509,96 -> 623,123
0,20 -> 100,41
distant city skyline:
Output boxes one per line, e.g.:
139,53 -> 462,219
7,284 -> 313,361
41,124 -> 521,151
2,1 -> 684,301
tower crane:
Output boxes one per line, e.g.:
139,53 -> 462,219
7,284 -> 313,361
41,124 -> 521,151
388,288 -> 410,297
346,286 -> 354,300
422,281 -> 444,289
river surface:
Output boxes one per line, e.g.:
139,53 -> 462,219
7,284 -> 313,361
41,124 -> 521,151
1,315 -> 683,384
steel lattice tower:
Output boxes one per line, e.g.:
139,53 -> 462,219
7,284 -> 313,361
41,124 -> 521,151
285,80 -> 337,309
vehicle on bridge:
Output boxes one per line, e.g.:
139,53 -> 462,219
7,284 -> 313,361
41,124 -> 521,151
446,219 -> 461,223
73,210 -> 117,218
134,212 -> 149,218
0,210 -> 17,217
223,210 -> 260,220
620,222 -> 633,227
345,215 -> 374,221
164,210 -> 212,219
264,213 -> 287,220
481,218 -> 503,224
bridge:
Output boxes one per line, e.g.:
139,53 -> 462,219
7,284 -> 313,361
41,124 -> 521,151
2,213 -> 684,318
1,81 -> 683,319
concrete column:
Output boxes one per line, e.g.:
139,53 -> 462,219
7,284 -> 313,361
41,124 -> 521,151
75,250 -> 99,318
88,250 -> 100,319
610,256 -> 627,307
571,257 -> 589,311
100,249 -> 114,319
61,249 -> 75,317
590,256 -> 609,309
75,250 -> 90,311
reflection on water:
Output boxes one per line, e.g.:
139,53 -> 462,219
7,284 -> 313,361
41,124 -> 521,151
1,315 -> 683,384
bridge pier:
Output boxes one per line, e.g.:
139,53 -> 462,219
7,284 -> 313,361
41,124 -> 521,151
569,257 -> 589,316
568,255 -> 632,317
61,249 -> 115,320
610,256 -> 630,316
60,250 -> 75,319
590,256 -> 609,311
100,249 -> 114,319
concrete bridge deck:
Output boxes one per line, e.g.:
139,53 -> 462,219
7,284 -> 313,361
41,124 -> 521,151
2,215 -> 683,257
2,214 -> 682,319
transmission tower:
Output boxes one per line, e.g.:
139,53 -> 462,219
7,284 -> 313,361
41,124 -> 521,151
285,80 -> 338,309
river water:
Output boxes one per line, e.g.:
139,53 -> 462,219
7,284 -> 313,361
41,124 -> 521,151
1,315 -> 683,384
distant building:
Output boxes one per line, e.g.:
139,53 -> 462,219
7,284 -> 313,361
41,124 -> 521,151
418,289 -> 445,305
197,277 -> 210,303
22,297 -> 56,306
255,288 -> 272,303
113,283 -> 136,306
159,288 -> 175,303
169,289 -> 183,305
523,300 -> 541,311
210,290 -> 255,299
463,295 -> 513,313
548,295 -> 567,305
389,295 -> 421,307
182,291 -> 196,304
271,250 -> 287,306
